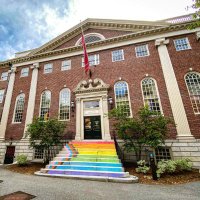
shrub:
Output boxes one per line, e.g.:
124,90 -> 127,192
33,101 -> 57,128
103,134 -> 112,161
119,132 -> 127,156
157,158 -> 192,177
136,160 -> 150,174
17,155 -> 28,166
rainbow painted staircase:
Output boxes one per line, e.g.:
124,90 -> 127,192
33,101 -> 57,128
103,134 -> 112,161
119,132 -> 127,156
35,141 -> 138,183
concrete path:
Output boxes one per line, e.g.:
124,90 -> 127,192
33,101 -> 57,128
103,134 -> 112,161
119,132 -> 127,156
0,167 -> 200,200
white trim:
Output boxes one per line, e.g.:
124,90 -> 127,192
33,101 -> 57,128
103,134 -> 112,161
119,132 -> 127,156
81,54 -> 100,67
11,28 -> 200,68
173,37 -> 191,51
20,67 -> 29,77
111,49 -> 124,62
0,89 -> 5,103
135,44 -> 150,57
39,90 -> 51,119
75,33 -> 105,46
44,63 -> 53,74
61,60 -> 71,71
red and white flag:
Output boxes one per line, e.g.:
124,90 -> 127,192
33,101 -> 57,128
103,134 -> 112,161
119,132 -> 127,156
81,32 -> 90,74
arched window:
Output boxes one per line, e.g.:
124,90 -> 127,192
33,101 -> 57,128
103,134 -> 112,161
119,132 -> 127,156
185,72 -> 200,114
114,81 -> 131,116
40,90 -> 51,120
13,93 -> 25,123
75,33 -> 105,46
141,78 -> 162,113
59,88 -> 70,120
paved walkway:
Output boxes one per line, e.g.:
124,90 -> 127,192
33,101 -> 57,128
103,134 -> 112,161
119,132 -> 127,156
0,167 -> 200,200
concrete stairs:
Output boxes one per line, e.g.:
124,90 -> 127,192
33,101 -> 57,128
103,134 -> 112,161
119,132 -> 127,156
35,141 -> 138,183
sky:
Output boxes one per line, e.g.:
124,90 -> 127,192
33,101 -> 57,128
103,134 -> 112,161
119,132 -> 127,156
0,0 -> 194,61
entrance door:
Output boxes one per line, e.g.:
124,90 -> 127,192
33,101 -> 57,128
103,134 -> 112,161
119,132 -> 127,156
84,116 -> 102,139
4,146 -> 15,164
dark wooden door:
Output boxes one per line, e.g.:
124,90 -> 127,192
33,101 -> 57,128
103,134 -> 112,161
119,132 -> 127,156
4,146 -> 15,164
84,116 -> 102,139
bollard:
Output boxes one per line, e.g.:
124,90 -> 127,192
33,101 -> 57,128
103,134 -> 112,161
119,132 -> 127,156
149,152 -> 158,181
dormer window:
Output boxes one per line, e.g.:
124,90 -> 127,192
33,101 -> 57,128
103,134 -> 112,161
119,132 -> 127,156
75,33 -> 105,46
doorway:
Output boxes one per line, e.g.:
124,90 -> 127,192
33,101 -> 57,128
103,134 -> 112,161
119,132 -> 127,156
4,146 -> 15,164
84,116 -> 102,139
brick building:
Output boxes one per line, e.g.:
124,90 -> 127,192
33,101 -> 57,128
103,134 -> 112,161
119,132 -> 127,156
0,14 -> 200,168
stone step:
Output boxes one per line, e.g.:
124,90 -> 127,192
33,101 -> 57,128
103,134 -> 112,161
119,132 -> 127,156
59,150 -> 117,154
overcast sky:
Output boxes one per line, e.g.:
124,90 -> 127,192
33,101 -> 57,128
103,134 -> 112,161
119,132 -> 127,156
0,0 -> 194,61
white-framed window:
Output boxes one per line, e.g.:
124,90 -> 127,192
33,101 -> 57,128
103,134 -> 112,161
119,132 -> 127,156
59,88 -> 70,121
0,89 -> 5,103
185,72 -> 200,114
114,81 -> 132,117
61,60 -> 71,71
141,78 -> 162,113
135,44 -> 149,57
21,68 -> 29,77
1,72 -> 8,81
82,54 -> 99,67
13,93 -> 25,123
174,38 -> 191,51
112,50 -> 124,62
44,63 -> 53,74
40,90 -> 51,120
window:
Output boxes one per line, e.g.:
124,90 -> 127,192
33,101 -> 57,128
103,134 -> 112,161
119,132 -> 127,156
135,44 -> 149,57
0,89 -> 5,103
174,38 -> 191,51
13,93 -> 25,123
1,72 -> 8,81
82,54 -> 99,67
21,68 -> 29,77
44,63 -> 53,74
59,88 -> 70,121
155,147 -> 172,162
40,90 -> 51,120
61,60 -> 71,71
114,81 -> 131,117
112,50 -> 124,62
34,147 -> 44,159
185,72 -> 200,114
141,78 -> 162,113
84,101 -> 99,109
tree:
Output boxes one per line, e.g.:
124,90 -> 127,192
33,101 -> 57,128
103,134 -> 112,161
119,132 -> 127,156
188,0 -> 200,29
109,105 -> 173,161
26,117 -> 66,163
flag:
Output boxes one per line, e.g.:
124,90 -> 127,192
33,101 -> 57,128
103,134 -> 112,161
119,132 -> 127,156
81,32 -> 90,74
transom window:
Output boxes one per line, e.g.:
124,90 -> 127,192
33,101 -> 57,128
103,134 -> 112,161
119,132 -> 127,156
13,93 -> 25,123
21,68 -> 29,77
0,89 -> 5,103
141,78 -> 162,113
84,101 -> 99,109
174,38 -> 191,51
40,90 -> 51,120
135,44 -> 149,57
1,72 -> 8,81
44,63 -> 53,74
59,88 -> 70,121
112,50 -> 124,62
114,81 -> 131,117
82,54 -> 99,66
185,72 -> 200,114
61,60 -> 71,71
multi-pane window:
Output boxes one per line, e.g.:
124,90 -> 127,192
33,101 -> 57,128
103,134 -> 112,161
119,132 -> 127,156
59,88 -> 70,120
112,50 -> 124,62
141,78 -> 162,113
185,72 -> 200,114
21,68 -> 29,77
114,81 -> 131,117
44,63 -> 53,74
1,72 -> 8,81
0,89 -> 5,103
76,33 -> 104,46
135,44 -> 149,57
82,54 -> 99,67
61,60 -> 71,71
174,38 -> 191,51
13,93 -> 25,123
40,90 -> 51,120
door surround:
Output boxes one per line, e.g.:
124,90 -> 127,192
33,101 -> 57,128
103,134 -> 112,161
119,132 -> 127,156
74,78 -> 111,141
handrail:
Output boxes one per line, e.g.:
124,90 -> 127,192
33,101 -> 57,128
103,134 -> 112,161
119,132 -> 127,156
113,133 -> 124,164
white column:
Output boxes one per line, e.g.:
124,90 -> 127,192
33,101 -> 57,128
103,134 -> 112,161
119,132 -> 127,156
0,67 -> 16,139
23,63 -> 39,136
102,95 -> 111,140
75,97 -> 81,140
155,38 -> 194,140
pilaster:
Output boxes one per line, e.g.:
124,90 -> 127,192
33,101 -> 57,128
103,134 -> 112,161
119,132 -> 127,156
75,97 -> 81,140
155,38 -> 194,140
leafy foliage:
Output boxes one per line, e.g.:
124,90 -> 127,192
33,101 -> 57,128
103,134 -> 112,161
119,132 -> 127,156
109,105 -> 173,161
156,159 -> 192,177
136,160 -> 150,174
17,154 -> 28,166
